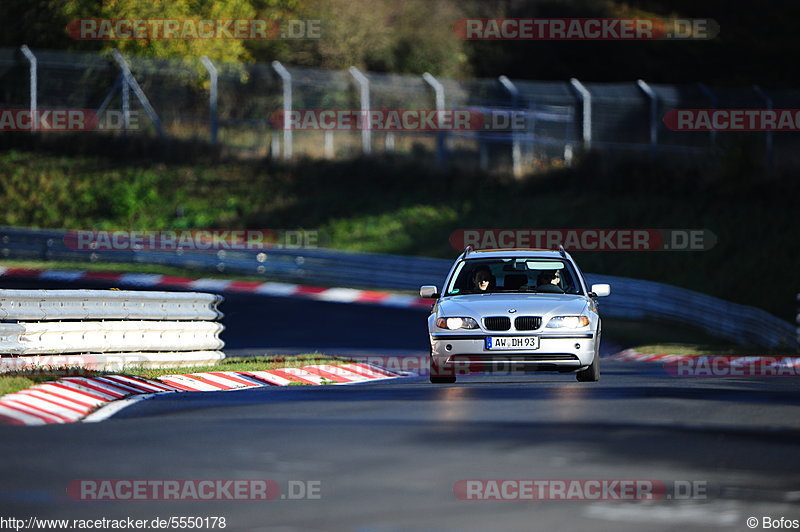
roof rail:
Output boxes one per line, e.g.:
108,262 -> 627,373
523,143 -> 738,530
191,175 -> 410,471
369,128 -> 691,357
558,244 -> 567,258
463,245 -> 473,258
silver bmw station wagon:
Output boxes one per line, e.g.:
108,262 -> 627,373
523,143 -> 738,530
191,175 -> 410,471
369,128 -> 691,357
420,247 -> 610,384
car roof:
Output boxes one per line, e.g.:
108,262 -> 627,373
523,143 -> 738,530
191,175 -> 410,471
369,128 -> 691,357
464,248 -> 567,259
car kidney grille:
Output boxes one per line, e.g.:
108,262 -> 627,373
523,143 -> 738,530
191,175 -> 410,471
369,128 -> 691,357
484,316 -> 511,330
514,316 -> 542,330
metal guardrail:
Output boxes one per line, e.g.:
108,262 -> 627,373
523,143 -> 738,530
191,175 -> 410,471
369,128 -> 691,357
585,274 -> 796,350
0,286 -> 225,370
0,320 -> 223,355
1,226 -> 796,349
0,289 -> 223,321
0,227 -> 449,291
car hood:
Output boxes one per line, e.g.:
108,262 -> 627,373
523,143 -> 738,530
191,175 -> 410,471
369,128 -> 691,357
437,293 -> 588,320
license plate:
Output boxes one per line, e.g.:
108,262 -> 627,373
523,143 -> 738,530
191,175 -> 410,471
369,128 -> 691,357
485,336 -> 539,350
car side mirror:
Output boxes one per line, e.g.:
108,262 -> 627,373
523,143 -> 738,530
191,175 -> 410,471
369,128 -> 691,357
419,285 -> 439,299
589,283 -> 611,297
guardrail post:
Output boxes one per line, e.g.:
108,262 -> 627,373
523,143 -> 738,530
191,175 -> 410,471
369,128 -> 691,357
271,60 -> 292,159
499,75 -> 522,177
349,66 -> 371,155
636,79 -> 659,155
569,78 -> 591,150
423,72 -> 447,166
754,85 -> 774,173
111,50 -> 164,137
20,45 -> 37,132
201,56 -> 218,145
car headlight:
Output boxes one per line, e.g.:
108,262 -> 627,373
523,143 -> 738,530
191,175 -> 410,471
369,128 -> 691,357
546,315 -> 590,328
436,317 -> 479,330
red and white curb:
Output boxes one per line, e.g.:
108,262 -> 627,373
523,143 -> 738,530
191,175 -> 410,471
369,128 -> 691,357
0,267 -> 433,309
610,348 -> 800,368
0,363 -> 403,426
609,349 -> 695,363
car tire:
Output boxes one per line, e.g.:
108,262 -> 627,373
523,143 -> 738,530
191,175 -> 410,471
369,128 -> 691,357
576,354 -> 600,382
429,358 -> 456,384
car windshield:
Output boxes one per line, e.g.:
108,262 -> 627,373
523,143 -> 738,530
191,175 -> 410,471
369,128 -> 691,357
445,258 -> 583,296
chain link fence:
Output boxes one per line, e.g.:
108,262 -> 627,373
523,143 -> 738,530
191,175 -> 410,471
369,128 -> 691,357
2,46 -> 798,171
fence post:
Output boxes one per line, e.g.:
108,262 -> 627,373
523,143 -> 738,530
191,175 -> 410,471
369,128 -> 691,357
423,72 -> 446,166
479,144 -> 489,171
271,60 -> 292,159
349,66 -> 371,155
796,293 -> 800,353
636,79 -> 659,155
754,86 -> 774,173
569,78 -> 591,150
499,75 -> 522,177
698,83 -> 717,146
121,66 -> 130,134
324,130 -> 334,157
564,144 -> 574,167
111,50 -> 164,137
271,134 -> 280,158
200,56 -> 218,145
20,45 -> 37,132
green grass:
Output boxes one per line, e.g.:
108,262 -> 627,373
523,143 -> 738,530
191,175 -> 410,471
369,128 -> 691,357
0,143 -> 797,322
126,353 -> 347,379
0,376 -> 38,397
0,354 -> 349,398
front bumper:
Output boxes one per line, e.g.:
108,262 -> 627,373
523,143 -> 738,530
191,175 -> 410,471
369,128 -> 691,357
430,332 -> 596,371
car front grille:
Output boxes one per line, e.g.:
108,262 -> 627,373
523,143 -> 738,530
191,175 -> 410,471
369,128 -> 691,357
514,316 -> 542,330
484,316 -> 511,331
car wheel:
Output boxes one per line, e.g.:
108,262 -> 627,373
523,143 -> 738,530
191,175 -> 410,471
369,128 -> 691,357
576,355 -> 600,382
429,358 -> 456,384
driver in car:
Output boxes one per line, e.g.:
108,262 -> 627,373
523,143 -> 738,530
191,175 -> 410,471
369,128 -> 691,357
536,270 -> 564,293
472,267 -> 493,292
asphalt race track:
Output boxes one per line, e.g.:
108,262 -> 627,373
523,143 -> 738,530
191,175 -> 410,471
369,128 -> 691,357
1,278 -> 800,531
